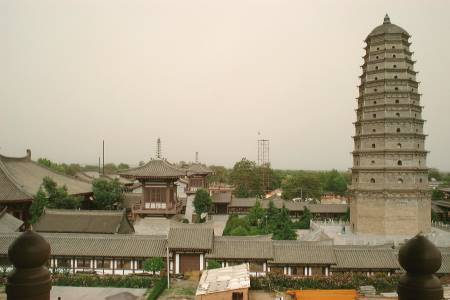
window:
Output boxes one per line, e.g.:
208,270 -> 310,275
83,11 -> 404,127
395,87 -> 399,91
373,114 -> 377,118
77,258 -> 91,268
397,160 -> 402,166
376,56 -> 379,59
395,99 -> 400,104
394,75 -> 398,79
375,66 -> 379,70
374,88 -> 377,92
417,144 -> 420,148
415,113 -> 417,118
117,259 -> 132,269
392,46 -> 395,49
232,292 -> 244,300
57,258 -> 71,268
377,47 -> 380,50
396,113 -> 400,117
370,178 -> 376,183
371,143 -> 376,148
372,128 -> 376,133
373,101 -> 377,104
374,77 -> 378,80
396,128 -> 401,133
398,178 -> 404,184
419,178 -> 423,183
393,54 -> 396,58
97,259 -> 112,269
371,160 -> 375,164
397,143 -> 402,148
393,64 -> 397,68
416,129 -> 419,132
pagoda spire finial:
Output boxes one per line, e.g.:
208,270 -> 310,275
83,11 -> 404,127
195,152 -> 199,163
156,137 -> 162,159
384,13 -> 391,24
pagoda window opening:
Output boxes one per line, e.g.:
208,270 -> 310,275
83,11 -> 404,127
397,160 -> 403,166
395,87 -> 399,91
392,46 -> 395,49
397,143 -> 402,148
394,75 -> 398,79
419,178 -> 423,183
372,128 -> 376,133
370,178 -> 376,183
393,54 -> 396,58
371,143 -> 376,148
375,77 -> 378,80
414,113 -> 417,118
376,56 -> 379,59
396,128 -> 401,133
398,178 -> 404,184
375,66 -> 379,70
374,88 -> 378,92
393,64 -> 397,68
396,112 -> 400,117
395,99 -> 400,104
371,160 -> 375,165
416,128 -> 419,132
373,114 -> 377,118
373,100 -> 377,104
377,47 -> 380,50
417,144 -> 420,148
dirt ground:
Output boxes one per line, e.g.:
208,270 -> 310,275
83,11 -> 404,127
158,278 -> 198,300
250,290 -> 289,300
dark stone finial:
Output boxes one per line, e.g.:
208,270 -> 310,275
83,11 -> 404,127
6,230 -> 52,300
397,233 -> 443,300
384,14 -> 391,24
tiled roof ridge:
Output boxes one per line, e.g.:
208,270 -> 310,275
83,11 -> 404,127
0,156 -> 32,199
43,208 -> 125,216
119,158 -> 187,178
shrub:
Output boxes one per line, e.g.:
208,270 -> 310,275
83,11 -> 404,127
207,260 -> 221,270
147,277 -> 167,300
52,274 -> 155,288
251,273 -> 399,293
143,257 -> 165,275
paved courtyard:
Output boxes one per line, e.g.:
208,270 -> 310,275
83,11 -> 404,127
133,217 -> 171,235
50,286 -> 147,300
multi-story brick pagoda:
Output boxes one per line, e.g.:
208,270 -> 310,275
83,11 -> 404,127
349,15 -> 430,235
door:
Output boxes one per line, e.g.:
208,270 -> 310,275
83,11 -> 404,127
179,254 -> 200,273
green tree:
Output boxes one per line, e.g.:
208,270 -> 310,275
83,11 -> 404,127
117,163 -> 130,170
248,200 -> 265,226
29,187 -> 48,224
342,207 -> 350,221
294,207 -> 312,229
143,257 -> 165,275
281,172 -> 321,200
272,206 -> 297,240
207,260 -> 221,270
432,189 -> 445,201
322,169 -> 348,196
29,177 -> 81,223
229,225 -> 249,236
229,158 -> 262,197
193,189 -> 213,222
207,165 -> 230,184
92,178 -> 123,210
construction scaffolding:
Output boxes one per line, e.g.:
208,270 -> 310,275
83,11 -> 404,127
257,138 -> 270,194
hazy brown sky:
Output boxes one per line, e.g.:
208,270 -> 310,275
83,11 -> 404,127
1,0 -> 449,170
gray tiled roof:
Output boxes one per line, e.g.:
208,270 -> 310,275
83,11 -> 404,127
273,241 -> 336,265
186,163 -> 213,176
332,247 -> 400,270
0,152 -> 92,203
212,192 -> 232,204
119,159 -> 186,179
229,197 -> 258,208
168,226 -> 214,250
0,209 -> 23,232
368,15 -> 409,38
307,204 -> 348,214
0,232 -> 167,258
33,209 -> 134,234
206,236 -> 274,260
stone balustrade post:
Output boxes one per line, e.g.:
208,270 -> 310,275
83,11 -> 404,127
6,230 -> 52,300
397,233 -> 443,300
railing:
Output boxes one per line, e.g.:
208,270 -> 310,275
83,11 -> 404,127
5,231 -> 445,299
432,220 -> 450,232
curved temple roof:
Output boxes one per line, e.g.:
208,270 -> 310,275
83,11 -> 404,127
367,14 -> 409,39
119,158 -> 187,180
0,150 -> 92,203
186,163 -> 214,176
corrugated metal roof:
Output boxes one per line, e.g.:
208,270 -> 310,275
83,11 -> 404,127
0,232 -> 167,258
33,209 -> 134,234
207,236 -> 274,260
168,226 -> 214,250
119,159 -> 186,179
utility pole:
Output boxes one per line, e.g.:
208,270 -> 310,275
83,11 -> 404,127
102,140 -> 105,175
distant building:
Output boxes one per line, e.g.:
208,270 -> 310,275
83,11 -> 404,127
33,208 -> 134,234
0,149 -> 92,220
195,264 -> 250,300
349,15 -> 430,235
119,158 -> 187,219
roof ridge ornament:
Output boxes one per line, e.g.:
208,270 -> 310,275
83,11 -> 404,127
383,13 -> 391,24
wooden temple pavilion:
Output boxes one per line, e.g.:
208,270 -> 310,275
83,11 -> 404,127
186,163 -> 214,194
119,158 -> 187,218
